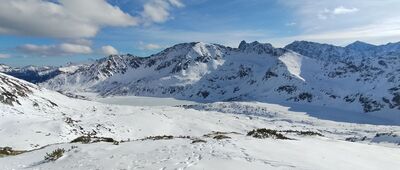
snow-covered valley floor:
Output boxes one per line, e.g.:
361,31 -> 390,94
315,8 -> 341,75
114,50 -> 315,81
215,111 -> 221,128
1,94 -> 400,170
95,95 -> 199,106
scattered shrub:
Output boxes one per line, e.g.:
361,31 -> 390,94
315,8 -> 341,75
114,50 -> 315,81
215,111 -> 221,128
191,139 -> 207,144
70,136 -> 116,144
247,128 -> 291,140
44,148 -> 65,162
0,147 -> 26,156
213,135 -> 231,140
281,130 -> 323,137
203,131 -> 240,140
142,135 -> 174,141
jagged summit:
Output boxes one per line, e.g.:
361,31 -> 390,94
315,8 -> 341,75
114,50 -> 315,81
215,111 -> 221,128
285,40 -> 400,60
238,40 -> 286,56
238,40 -> 273,50
151,42 -> 203,57
285,40 -> 343,49
285,40 -> 345,60
345,41 -> 376,51
238,40 -> 248,49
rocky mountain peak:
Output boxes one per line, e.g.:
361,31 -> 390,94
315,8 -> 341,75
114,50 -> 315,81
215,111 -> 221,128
345,41 -> 376,51
238,40 -> 273,50
0,73 -> 34,106
285,41 -> 346,61
238,40 -> 284,56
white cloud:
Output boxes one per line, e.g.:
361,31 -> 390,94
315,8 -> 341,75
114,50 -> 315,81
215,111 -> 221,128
101,45 -> 119,55
138,41 -> 164,50
0,0 -> 138,38
18,43 -> 92,56
0,0 -> 185,39
168,0 -> 185,8
145,44 -> 162,50
285,22 -> 297,26
0,53 -> 10,58
141,0 -> 184,24
278,0 -> 400,45
265,17 -> 400,47
317,6 -> 359,20
69,39 -> 93,46
292,18 -> 400,44
332,6 -> 359,15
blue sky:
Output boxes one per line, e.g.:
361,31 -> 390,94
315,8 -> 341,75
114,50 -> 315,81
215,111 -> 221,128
0,0 -> 400,66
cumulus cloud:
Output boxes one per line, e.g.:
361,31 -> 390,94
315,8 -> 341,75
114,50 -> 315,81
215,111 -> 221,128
0,0 -> 185,57
18,43 -> 92,56
317,6 -> 359,20
141,0 -> 184,24
332,6 -> 359,15
143,43 -> 162,50
138,41 -> 164,50
285,22 -> 297,26
101,45 -> 119,55
0,0 -> 138,38
69,39 -> 93,46
0,53 -> 10,58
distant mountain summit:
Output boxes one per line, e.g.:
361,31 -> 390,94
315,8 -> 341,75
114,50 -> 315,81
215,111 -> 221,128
345,41 -> 376,51
285,41 -> 346,60
285,40 -> 400,60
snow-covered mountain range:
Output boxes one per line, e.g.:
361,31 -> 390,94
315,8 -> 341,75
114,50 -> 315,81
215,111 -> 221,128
1,72 -> 400,170
1,40 -> 399,119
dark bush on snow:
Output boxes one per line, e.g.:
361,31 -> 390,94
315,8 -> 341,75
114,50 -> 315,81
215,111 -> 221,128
213,135 -> 231,140
247,128 -> 291,140
281,130 -> 323,137
71,135 -> 118,144
142,135 -> 174,141
0,147 -> 26,156
44,148 -> 65,162
191,139 -> 207,144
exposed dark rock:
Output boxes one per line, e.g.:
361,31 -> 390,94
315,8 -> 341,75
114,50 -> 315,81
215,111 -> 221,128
359,95 -> 384,112
277,85 -> 297,94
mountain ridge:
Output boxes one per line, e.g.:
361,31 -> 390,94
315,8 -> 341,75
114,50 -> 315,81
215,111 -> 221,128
1,40 -> 399,120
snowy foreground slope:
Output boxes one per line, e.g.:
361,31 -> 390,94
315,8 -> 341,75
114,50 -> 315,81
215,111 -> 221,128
1,73 -> 400,170
36,41 -> 400,123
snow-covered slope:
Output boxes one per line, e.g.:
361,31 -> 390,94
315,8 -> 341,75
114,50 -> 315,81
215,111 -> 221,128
1,74 -> 400,169
39,41 -> 400,122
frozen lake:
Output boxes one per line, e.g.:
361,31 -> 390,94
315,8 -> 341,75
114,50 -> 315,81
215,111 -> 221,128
94,95 -> 199,106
